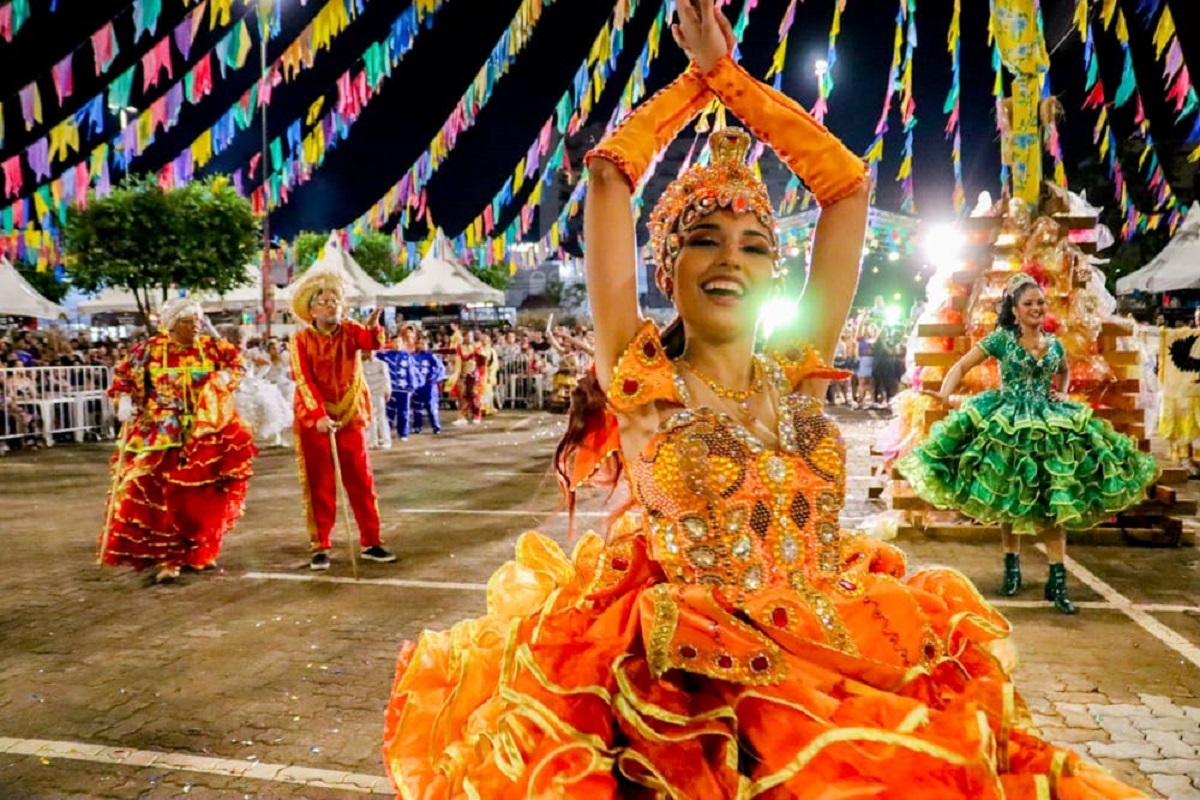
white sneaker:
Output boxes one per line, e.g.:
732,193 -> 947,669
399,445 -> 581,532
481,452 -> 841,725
452,418 -> 469,427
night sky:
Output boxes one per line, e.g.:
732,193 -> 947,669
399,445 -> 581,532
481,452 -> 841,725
2,0 -> 1197,248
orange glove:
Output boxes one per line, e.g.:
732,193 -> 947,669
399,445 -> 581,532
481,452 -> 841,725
700,55 -> 868,206
584,69 -> 713,189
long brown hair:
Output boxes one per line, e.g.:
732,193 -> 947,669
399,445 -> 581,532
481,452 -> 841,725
553,319 -> 683,533
549,371 -> 619,534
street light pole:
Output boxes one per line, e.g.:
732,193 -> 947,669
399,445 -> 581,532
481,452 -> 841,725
258,0 -> 275,337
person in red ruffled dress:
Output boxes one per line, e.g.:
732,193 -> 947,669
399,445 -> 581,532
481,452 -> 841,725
100,298 -> 256,584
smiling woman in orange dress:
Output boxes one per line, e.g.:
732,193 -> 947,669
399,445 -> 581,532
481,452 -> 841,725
381,3 -> 1145,797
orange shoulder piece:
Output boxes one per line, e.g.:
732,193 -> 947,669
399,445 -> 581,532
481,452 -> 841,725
606,320 -> 682,412
766,341 -> 852,390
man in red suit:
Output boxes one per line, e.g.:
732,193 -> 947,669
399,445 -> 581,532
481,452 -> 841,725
289,266 -> 397,570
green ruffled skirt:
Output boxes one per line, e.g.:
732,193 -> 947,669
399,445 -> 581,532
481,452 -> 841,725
896,390 -> 1160,534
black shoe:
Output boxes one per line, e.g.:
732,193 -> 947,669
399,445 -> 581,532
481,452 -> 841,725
1044,563 -> 1078,614
310,552 -> 331,571
361,545 -> 398,563
1000,553 -> 1022,596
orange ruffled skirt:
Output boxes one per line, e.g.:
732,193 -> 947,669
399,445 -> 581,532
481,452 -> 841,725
383,527 -> 1144,799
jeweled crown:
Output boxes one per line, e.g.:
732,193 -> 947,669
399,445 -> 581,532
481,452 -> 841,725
648,128 -> 779,292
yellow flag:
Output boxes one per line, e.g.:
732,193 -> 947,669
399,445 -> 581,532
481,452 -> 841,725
1100,0 -> 1116,29
513,158 -> 526,193
191,129 -> 214,168
209,0 -> 232,29
306,97 -> 325,126
1153,8 -> 1175,59
48,119 -> 80,162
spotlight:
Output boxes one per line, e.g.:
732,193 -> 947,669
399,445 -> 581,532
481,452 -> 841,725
759,297 -> 799,339
922,223 -> 964,268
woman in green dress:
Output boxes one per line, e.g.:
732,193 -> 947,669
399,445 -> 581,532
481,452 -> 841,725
897,273 -> 1159,613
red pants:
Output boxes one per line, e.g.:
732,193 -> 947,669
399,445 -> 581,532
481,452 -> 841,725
296,425 -> 383,551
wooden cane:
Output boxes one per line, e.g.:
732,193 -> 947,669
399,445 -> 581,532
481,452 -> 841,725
97,421 -> 131,567
328,426 -> 360,581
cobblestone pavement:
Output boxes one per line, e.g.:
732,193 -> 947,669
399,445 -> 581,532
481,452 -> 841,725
0,408 -> 1197,799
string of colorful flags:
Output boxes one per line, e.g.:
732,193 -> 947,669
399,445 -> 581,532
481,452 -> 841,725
0,0 -> 370,218
444,0 -> 684,271
945,0 -> 964,215
0,0 -> 39,45
4,0 -> 1200,273
439,0 -> 649,261
0,2 -> 227,151
1098,5 -> 1182,234
347,0 -> 563,240
232,0 -> 449,215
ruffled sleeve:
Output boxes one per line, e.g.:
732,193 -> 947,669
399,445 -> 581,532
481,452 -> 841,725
977,329 -> 1008,359
763,341 -> 852,392
605,320 -> 684,413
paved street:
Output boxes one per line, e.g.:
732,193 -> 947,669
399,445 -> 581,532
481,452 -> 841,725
1,408 -> 1198,799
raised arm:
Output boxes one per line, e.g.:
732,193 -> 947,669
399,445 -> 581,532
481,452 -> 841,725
676,1 -> 870,362
584,69 -> 713,389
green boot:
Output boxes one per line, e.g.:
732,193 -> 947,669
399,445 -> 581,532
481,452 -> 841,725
1000,553 -> 1022,596
1044,563 -> 1078,614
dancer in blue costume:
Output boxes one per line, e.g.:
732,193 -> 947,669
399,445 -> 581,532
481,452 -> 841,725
897,274 -> 1159,613
378,332 -> 421,442
411,336 -> 445,435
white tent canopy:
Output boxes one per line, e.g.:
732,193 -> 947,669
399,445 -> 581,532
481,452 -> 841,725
198,263 -> 266,312
277,233 -> 387,307
379,231 -> 504,306
0,258 -> 68,319
76,286 -> 161,315
1116,202 -> 1200,294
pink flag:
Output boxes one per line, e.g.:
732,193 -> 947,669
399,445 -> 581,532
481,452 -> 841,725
52,53 -> 75,105
2,155 -> 23,198
19,82 -> 42,129
92,22 -> 118,75
142,38 -> 174,93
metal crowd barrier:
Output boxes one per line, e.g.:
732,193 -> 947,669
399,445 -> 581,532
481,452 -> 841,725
497,354 -> 548,410
0,366 -> 114,447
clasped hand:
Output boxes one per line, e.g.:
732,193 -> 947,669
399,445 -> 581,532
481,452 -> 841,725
670,0 -> 734,73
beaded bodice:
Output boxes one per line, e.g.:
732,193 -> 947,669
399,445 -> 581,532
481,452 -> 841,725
979,328 -> 1064,399
608,323 -> 850,610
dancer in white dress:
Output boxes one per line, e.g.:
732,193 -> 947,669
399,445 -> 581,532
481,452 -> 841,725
225,330 -> 293,447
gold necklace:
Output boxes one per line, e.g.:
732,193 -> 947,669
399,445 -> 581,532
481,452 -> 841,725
680,358 -> 763,413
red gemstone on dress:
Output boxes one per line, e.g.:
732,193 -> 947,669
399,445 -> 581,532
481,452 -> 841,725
716,654 -> 734,669
642,340 -> 657,359
679,644 -> 698,659
610,556 -> 629,572
750,655 -> 770,672
923,643 -> 937,660
771,608 -> 789,628
837,578 -> 857,593
622,378 -> 639,396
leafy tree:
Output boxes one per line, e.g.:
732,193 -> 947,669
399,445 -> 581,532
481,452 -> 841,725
17,264 -> 69,304
474,263 -> 513,290
543,276 -> 564,306
64,175 -> 259,328
562,282 -> 589,310
352,232 -> 405,285
292,231 -> 328,273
